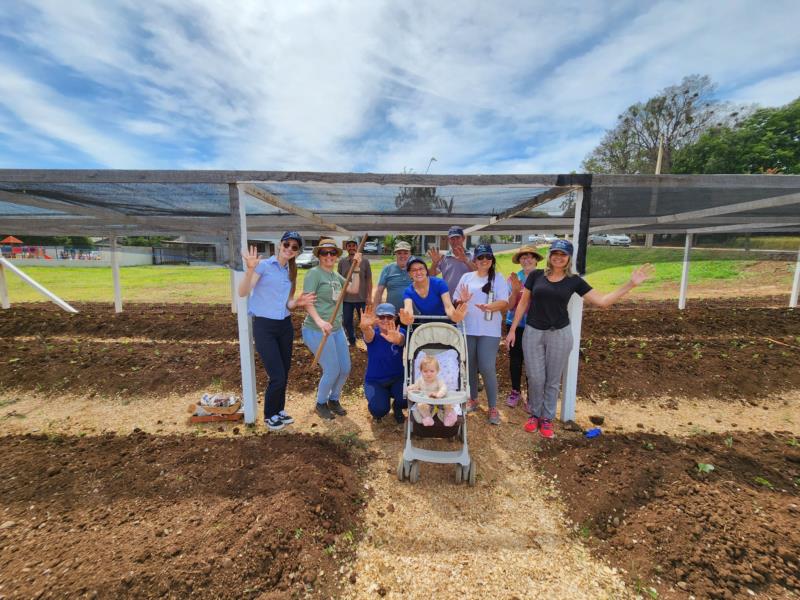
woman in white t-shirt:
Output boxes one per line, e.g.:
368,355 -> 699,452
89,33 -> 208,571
453,244 -> 509,425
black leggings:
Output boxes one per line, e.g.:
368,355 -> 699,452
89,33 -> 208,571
253,316 -> 294,419
506,323 -> 526,392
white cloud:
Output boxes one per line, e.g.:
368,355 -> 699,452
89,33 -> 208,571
1,0 -> 799,172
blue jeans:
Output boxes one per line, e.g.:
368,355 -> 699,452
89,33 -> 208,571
253,316 -> 293,419
342,301 -> 366,345
364,376 -> 406,418
302,327 -> 351,405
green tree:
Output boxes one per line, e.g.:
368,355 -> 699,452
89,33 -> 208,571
672,97 -> 800,174
582,75 -> 742,174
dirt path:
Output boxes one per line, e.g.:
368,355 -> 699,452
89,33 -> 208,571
1,387 -> 629,599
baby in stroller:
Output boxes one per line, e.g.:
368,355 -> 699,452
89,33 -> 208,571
407,354 -> 456,427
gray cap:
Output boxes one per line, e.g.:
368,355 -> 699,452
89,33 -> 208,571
375,303 -> 396,317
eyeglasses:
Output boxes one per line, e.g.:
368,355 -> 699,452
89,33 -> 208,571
475,255 -> 492,261
318,250 -> 338,257
282,241 -> 300,251
409,267 -> 427,273
377,315 -> 395,320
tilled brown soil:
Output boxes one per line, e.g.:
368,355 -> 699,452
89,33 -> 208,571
0,432 -> 367,599
2,299 -> 798,400
538,431 -> 800,599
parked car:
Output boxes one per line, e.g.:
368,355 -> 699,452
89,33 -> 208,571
527,233 -> 559,244
589,233 -> 631,246
296,250 -> 319,268
363,241 -> 380,254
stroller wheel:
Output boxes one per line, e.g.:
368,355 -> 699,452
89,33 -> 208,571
397,455 -> 406,481
409,461 -> 420,484
467,460 -> 477,486
454,464 -> 463,484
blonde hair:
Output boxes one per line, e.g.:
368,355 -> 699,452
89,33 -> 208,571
419,354 -> 440,372
545,253 -> 575,277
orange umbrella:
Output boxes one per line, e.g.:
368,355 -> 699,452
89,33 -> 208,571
1,236 -> 23,244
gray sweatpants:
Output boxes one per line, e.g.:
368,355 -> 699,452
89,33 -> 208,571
522,325 -> 573,420
467,335 -> 500,408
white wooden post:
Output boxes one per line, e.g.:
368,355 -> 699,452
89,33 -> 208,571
0,262 -> 9,309
0,257 -> 78,313
110,235 -> 122,313
561,188 -> 585,422
679,233 -> 692,310
228,234 -> 237,314
230,184 -> 258,424
790,246 -> 800,308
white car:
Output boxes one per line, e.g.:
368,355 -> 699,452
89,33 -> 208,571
527,233 -> 559,244
363,241 -> 380,254
296,250 -> 319,268
589,233 -> 631,246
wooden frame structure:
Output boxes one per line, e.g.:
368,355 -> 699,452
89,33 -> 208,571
1,170 -> 798,422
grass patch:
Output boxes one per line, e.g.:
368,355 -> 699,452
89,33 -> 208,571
4,246 -> 790,303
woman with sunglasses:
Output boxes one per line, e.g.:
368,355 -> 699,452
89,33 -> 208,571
239,232 -> 316,431
359,303 -> 407,423
302,238 -> 362,420
504,245 -> 544,409
506,239 -> 654,438
453,244 -> 509,424
398,257 -> 467,326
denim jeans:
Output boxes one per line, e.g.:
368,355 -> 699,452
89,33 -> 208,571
342,301 -> 366,345
253,316 -> 293,419
302,326 -> 351,405
364,376 -> 406,418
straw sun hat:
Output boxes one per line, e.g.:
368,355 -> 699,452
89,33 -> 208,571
511,245 -> 544,264
312,238 -> 343,258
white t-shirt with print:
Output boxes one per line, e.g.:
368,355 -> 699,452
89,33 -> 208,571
454,271 -> 509,338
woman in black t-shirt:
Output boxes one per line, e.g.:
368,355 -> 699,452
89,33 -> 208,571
506,239 -> 653,438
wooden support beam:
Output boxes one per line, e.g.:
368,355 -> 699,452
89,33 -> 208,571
240,183 -> 350,234
791,246 -> 800,309
0,257 -> 78,313
655,191 -> 800,225
110,235 -> 122,313
463,186 -> 578,235
679,234 -> 692,310
0,262 -> 9,309
230,184 -> 258,424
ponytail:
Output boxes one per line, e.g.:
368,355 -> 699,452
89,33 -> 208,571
288,257 -> 298,296
481,258 -> 496,295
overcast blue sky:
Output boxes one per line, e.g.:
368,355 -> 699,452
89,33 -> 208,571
0,0 -> 798,173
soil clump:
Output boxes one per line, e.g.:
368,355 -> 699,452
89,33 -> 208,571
538,431 -> 800,598
0,432 -> 366,598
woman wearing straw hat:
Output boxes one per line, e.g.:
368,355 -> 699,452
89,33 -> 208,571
506,239 -> 653,438
504,245 -> 544,409
302,238 -> 362,420
239,232 -> 316,431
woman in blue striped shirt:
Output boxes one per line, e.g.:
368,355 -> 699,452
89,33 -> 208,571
238,232 -> 316,431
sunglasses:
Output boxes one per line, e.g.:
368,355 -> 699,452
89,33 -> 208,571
377,315 -> 395,320
475,254 -> 493,261
282,241 -> 300,251
318,249 -> 338,257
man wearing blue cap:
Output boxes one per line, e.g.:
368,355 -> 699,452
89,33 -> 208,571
428,226 -> 476,296
359,303 -> 407,423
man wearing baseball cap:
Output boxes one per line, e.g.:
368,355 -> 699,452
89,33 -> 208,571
338,238 -> 373,347
373,240 -> 413,311
428,225 -> 476,296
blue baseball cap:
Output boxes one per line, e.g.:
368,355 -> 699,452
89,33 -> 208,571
549,239 -> 573,256
447,226 -> 465,238
280,231 -> 304,246
474,244 -> 494,259
375,303 -> 396,317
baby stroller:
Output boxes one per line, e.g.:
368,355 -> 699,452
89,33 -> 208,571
397,316 -> 476,485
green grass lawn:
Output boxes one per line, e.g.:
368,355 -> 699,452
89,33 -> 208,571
2,247 -> 793,304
